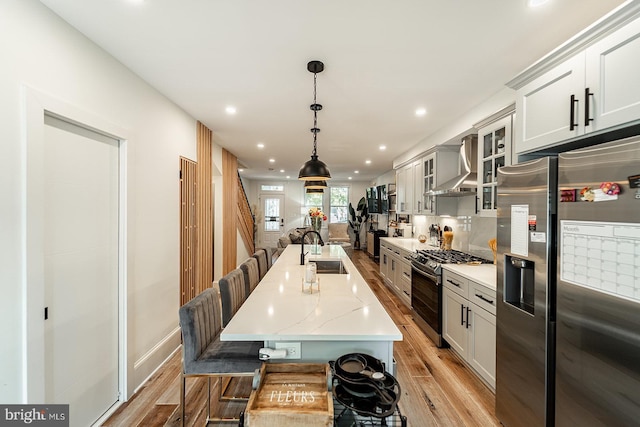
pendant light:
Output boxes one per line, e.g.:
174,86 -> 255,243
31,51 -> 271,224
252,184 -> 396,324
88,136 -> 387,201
304,180 -> 327,190
306,188 -> 324,194
298,60 -> 331,181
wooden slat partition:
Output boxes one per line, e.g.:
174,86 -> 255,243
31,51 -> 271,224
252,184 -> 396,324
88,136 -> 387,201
196,122 -> 214,295
222,149 -> 238,274
180,156 -> 197,306
237,174 -> 255,255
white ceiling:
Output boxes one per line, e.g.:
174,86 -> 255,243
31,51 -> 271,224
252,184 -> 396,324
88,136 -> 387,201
39,0 -> 626,181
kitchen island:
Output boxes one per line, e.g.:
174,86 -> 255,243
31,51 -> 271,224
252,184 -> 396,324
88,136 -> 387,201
220,244 -> 402,371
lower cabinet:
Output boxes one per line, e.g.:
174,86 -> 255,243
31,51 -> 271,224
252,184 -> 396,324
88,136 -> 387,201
442,269 -> 496,390
379,241 -> 411,307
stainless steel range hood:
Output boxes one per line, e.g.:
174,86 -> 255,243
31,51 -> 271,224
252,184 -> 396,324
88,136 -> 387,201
427,134 -> 478,197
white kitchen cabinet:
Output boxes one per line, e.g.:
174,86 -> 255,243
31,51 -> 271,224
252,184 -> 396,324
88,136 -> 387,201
412,160 -> 424,214
422,148 -> 459,215
395,164 -> 413,214
585,16 -> 640,132
379,240 -> 411,307
477,114 -> 512,216
379,242 -> 390,282
468,302 -> 496,388
442,269 -> 496,389
513,13 -> 640,154
443,288 -> 468,356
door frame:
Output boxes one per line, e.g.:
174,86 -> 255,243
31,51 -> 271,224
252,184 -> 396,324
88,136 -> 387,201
258,192 -> 285,248
22,86 -> 129,405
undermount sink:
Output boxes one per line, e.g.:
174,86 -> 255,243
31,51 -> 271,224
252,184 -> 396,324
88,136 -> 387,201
311,260 -> 349,275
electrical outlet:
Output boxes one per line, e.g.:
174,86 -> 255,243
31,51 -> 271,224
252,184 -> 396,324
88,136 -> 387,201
275,342 -> 301,359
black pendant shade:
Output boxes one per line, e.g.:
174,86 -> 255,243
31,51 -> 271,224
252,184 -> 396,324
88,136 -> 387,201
299,156 -> 331,181
304,180 -> 327,190
299,60 -> 331,181
306,187 -> 324,194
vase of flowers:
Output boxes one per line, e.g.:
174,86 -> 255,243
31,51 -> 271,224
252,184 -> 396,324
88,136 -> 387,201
308,207 -> 327,232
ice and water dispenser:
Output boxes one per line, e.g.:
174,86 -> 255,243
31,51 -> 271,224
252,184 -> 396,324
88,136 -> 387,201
504,255 -> 535,315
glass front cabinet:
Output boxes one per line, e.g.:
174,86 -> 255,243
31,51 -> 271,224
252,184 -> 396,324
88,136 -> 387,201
477,113 -> 513,216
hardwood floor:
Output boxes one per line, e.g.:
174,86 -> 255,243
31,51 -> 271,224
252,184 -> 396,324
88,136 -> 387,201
103,249 -> 500,427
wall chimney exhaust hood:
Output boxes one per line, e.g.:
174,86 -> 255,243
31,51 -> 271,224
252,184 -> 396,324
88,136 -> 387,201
427,134 -> 478,197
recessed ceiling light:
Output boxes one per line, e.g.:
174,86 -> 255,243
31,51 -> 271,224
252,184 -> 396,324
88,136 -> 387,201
257,143 -> 265,149
379,145 -> 386,151
354,170 -> 359,174
365,160 -> 372,165
280,169 -> 285,173
238,168 -> 244,172
527,0 -> 549,7
348,177 -> 353,180
286,175 -> 290,179
225,106 -> 237,115
415,108 -> 427,117
269,158 -> 275,163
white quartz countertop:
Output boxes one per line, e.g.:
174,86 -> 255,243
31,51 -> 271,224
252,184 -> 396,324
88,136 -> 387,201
379,237 -> 437,252
441,263 -> 497,290
220,244 -> 403,342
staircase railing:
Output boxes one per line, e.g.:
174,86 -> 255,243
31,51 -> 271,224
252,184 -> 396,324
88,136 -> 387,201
237,173 -> 255,255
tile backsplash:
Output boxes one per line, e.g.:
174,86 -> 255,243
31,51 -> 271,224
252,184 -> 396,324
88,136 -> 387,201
413,214 -> 496,261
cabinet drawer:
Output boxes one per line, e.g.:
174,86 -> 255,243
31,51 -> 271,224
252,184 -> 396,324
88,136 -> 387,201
470,281 -> 496,316
442,270 -> 468,298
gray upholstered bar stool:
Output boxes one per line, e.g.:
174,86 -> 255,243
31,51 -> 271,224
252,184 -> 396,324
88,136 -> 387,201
218,268 -> 248,327
178,287 -> 262,425
252,249 -> 269,280
239,257 -> 260,294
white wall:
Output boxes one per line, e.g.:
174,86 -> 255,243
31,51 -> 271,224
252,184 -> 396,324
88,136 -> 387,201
0,0 -> 208,401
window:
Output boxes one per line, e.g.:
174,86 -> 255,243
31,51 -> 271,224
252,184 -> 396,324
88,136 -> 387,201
305,192 -> 323,210
261,184 -> 284,192
330,186 -> 349,223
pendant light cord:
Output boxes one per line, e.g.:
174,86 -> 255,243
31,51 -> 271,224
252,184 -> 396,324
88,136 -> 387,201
312,71 -> 318,156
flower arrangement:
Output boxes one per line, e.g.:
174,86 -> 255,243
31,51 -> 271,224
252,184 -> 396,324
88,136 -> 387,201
308,207 -> 327,221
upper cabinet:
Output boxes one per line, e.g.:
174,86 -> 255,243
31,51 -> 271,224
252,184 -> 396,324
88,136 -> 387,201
395,163 -> 413,214
476,111 -> 513,217
395,147 -> 458,216
510,6 -> 640,154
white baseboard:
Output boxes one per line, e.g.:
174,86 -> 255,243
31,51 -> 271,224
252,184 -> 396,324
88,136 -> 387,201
133,326 -> 181,394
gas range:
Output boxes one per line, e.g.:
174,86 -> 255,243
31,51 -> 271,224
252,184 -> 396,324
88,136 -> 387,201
411,249 -> 491,277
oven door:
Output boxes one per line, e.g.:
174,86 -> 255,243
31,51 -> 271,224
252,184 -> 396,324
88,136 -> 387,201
411,264 -> 446,347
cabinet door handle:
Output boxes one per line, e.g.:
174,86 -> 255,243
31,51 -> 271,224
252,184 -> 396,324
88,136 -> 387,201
569,94 -> 579,131
460,305 -> 465,326
584,87 -> 594,126
475,293 -> 494,305
466,307 -> 471,329
417,200 -> 421,212
447,279 -> 461,288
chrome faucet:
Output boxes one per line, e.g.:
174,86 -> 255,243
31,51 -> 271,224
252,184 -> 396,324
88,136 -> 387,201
300,230 -> 325,265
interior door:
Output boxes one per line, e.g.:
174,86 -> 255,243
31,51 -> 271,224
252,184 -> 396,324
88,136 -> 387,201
43,114 -> 119,426
260,194 -> 284,248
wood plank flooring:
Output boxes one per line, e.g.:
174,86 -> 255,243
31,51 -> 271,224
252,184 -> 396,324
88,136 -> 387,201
102,249 -> 500,427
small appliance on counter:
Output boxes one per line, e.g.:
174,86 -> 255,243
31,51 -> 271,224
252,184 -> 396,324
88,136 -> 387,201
396,223 -> 412,238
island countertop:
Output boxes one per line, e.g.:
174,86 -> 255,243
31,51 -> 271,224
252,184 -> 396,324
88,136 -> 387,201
220,244 -> 403,342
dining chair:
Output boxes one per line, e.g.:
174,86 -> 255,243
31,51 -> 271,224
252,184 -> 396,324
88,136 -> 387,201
178,287 -> 262,425
252,249 -> 269,280
239,257 -> 260,294
218,268 -> 248,327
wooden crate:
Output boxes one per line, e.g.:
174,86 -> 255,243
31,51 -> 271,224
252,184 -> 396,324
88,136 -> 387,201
245,363 -> 333,427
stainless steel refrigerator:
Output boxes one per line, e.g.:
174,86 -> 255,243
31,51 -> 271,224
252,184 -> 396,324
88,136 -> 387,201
496,136 -> 640,427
